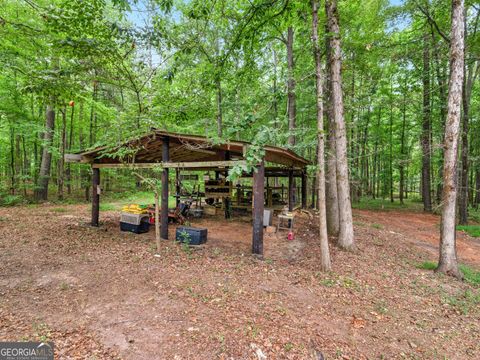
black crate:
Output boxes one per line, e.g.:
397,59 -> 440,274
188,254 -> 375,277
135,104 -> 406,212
120,219 -> 150,234
176,226 -> 207,245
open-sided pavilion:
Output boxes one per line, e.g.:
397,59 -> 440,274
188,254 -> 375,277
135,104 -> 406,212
66,130 -> 310,255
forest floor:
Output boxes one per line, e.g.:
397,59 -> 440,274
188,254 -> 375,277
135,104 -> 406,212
0,203 -> 479,359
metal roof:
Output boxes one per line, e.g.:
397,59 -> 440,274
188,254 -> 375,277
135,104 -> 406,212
73,130 -> 310,168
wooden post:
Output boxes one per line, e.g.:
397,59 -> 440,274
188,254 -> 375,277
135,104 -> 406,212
252,160 -> 265,255
91,167 -> 100,226
161,137 -> 169,240
288,169 -> 294,211
175,168 -> 180,207
154,191 -> 160,251
301,171 -> 307,209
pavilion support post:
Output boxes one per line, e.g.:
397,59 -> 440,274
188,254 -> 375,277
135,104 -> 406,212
161,137 -> 170,240
91,167 -> 100,227
301,171 -> 307,209
252,160 -> 265,255
175,168 -> 180,207
288,169 -> 294,211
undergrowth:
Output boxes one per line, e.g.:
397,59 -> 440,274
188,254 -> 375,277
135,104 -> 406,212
456,225 -> 480,237
417,261 -> 480,286
352,197 -> 423,212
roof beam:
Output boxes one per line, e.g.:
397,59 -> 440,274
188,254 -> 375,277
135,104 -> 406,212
91,160 -> 246,169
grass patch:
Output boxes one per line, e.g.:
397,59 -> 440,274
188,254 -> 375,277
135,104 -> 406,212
417,261 -> 437,270
417,261 -> 480,286
352,197 -> 423,212
457,225 -> 480,237
442,289 -> 480,315
100,203 -> 116,211
103,191 -> 176,208
52,207 -> 67,213
460,264 -> 480,286
371,223 -> 383,230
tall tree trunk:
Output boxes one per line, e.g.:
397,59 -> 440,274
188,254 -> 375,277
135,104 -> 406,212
272,48 -> 279,129
399,76 -> 407,205
35,102 -> 55,201
389,80 -> 394,203
89,80 -> 97,146
216,78 -> 223,137
58,106 -> 67,200
9,121 -> 15,195
437,0 -> 464,279
458,6 -> 480,223
432,31 -> 448,204
312,0 -> 331,271
22,135 -> 28,197
324,22 -> 340,236
66,103 -> 75,195
326,0 -> 354,250
286,26 -> 296,147
372,107 -> 382,200
422,32 -> 433,211
475,168 -> 480,209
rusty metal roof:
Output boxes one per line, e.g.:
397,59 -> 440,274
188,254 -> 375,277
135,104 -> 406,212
74,130 -> 309,168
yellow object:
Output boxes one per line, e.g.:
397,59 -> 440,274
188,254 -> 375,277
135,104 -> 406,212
121,204 -> 148,214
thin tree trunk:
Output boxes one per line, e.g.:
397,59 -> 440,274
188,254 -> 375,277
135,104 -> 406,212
272,48 -> 279,129
437,0 -> 464,279
89,80 -> 97,146
58,106 -> 67,201
326,0 -> 354,250
22,135 -> 28,197
372,107 -> 382,200
399,76 -> 407,205
312,0 -> 331,271
432,31 -> 448,204
475,168 -> 480,209
216,78 -> 223,137
9,121 -> 15,195
389,80 -> 394,203
66,103 -> 75,195
286,26 -> 296,147
35,102 -> 55,201
422,32 -> 433,211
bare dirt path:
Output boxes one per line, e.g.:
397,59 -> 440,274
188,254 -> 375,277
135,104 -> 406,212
0,204 -> 479,359
354,209 -> 480,268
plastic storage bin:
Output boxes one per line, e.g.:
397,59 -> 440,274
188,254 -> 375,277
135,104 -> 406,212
175,226 -> 207,245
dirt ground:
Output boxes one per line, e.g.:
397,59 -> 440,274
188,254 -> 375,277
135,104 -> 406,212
0,204 -> 479,359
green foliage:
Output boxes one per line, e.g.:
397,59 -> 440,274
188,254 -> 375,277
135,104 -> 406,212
457,225 -> 480,238
178,230 -> 192,255
417,261 -> 437,271
459,265 -> 480,286
352,197 -> 423,211
0,194 -> 23,206
441,289 -> 480,315
417,261 -> 480,287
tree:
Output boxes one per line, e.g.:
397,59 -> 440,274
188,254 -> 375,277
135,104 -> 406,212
436,0 -> 465,279
421,31 -> 433,212
35,103 -> 55,201
324,27 -> 340,237
311,0 -> 331,271
325,0 -> 354,250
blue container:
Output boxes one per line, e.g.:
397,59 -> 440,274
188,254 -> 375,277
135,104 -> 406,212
120,220 -> 150,234
176,226 -> 207,245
